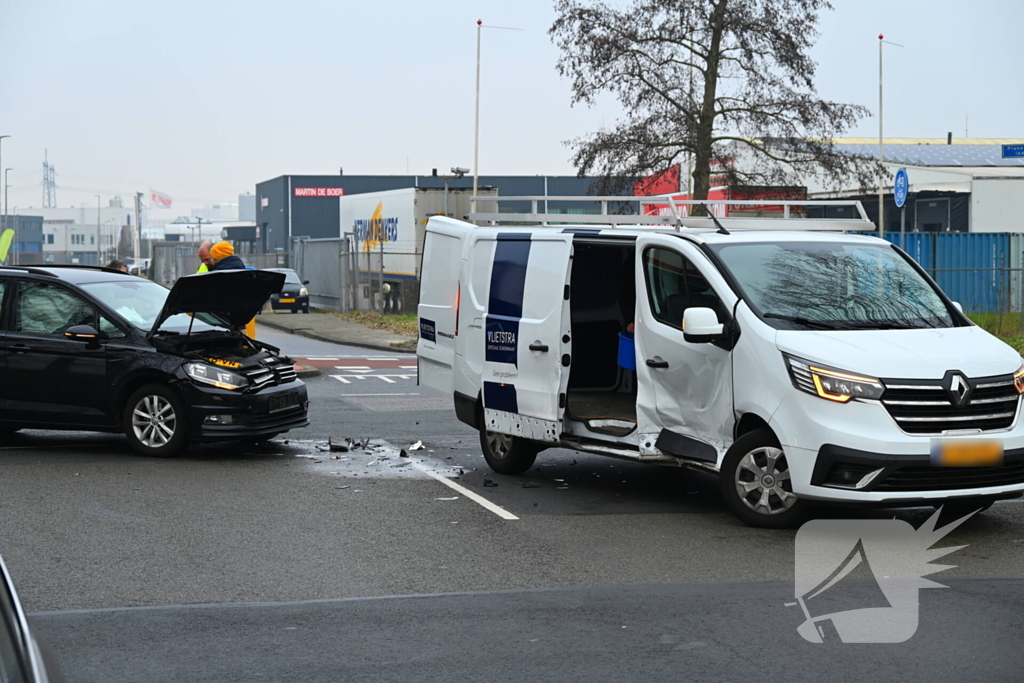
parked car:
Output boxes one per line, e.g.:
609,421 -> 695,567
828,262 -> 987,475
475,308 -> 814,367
0,265 -> 309,457
265,268 -> 309,313
418,198 -> 1024,528
0,551 -> 65,682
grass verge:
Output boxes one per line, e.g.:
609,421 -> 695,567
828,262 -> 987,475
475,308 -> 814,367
324,311 -> 418,338
969,313 -> 1024,354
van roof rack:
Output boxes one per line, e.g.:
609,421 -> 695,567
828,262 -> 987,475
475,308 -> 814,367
468,195 -> 874,232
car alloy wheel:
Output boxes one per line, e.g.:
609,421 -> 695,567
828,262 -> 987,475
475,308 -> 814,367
132,395 -> 177,449
734,446 -> 796,516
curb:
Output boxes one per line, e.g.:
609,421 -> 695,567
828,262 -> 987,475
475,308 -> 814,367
259,316 -> 417,355
293,365 -> 322,379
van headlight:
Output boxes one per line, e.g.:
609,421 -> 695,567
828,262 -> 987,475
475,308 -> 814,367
785,354 -> 884,403
184,362 -> 248,391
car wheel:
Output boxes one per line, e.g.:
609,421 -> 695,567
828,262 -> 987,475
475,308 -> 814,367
479,428 -> 539,475
720,428 -> 803,528
292,308 -> 298,314
123,384 -> 187,457
303,306 -> 310,314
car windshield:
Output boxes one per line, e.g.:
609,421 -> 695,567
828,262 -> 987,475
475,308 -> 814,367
79,280 -> 225,332
270,270 -> 302,285
709,240 -> 955,330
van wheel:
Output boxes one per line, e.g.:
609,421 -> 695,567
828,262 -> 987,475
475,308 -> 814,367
720,428 -> 803,528
480,429 -> 539,475
123,384 -> 187,457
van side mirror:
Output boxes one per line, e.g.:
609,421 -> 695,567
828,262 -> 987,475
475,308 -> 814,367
952,301 -> 963,314
65,324 -> 101,349
682,307 -> 724,344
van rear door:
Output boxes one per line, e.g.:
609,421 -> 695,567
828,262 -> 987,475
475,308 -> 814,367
480,232 -> 572,443
417,217 -> 472,393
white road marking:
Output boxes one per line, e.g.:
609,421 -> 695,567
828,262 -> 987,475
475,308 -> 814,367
331,376 -> 351,384
334,365 -> 371,370
399,365 -> 418,369
412,463 -> 519,520
330,374 -> 417,384
303,357 -> 340,361
342,393 -> 420,397
377,375 -> 396,384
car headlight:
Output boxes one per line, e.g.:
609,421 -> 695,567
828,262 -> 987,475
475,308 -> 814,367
1015,362 -> 1024,394
184,362 -> 248,391
299,287 -> 308,296
785,354 -> 883,403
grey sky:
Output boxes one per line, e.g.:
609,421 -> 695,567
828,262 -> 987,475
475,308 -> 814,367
1,0 -> 1020,216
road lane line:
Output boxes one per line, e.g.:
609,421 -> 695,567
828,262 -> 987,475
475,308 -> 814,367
412,463 -> 519,520
342,393 -> 420,396
331,376 -> 352,384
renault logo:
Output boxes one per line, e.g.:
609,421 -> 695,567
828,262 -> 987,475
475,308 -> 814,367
945,372 -> 971,406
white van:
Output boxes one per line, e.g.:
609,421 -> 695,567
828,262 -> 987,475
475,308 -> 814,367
417,197 -> 1024,527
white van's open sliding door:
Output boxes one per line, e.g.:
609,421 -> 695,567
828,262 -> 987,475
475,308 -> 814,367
482,232 -> 573,443
417,217 -> 472,393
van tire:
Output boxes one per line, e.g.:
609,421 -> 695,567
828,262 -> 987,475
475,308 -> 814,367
720,428 -> 803,528
480,429 -> 539,475
123,384 -> 188,458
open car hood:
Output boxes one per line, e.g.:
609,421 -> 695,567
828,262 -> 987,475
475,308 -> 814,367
150,270 -> 286,336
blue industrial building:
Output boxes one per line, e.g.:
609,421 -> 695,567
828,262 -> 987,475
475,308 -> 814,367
0,215 -> 44,265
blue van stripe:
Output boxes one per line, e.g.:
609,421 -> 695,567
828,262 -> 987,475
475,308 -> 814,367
487,237 -> 531,319
483,381 -> 518,413
562,228 -> 601,235
497,232 -> 532,241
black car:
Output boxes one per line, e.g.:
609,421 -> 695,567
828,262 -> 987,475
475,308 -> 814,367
265,268 -> 309,313
0,265 -> 309,457
0,551 -> 65,682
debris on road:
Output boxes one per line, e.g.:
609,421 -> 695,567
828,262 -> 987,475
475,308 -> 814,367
399,449 -> 408,458
410,440 -> 424,451
435,496 -> 459,501
522,481 -> 541,489
483,478 -> 498,487
328,438 -> 350,452
336,485 -> 350,490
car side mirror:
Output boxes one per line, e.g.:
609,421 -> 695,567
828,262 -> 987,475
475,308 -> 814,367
302,280 -> 310,285
951,301 -> 963,314
682,307 -> 724,344
65,324 -> 101,349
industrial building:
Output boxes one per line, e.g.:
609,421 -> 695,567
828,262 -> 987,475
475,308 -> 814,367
809,138 -> 1024,233
0,215 -> 44,264
253,174 -> 608,253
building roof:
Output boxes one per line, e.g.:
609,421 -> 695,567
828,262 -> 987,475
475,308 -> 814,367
830,138 -> 1024,167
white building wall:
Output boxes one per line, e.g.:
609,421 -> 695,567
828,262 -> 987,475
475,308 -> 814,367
971,178 -> 1024,233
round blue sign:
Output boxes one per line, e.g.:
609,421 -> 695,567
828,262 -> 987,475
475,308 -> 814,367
894,167 -> 909,208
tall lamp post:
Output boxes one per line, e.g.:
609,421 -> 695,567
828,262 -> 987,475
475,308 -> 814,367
0,136 -> 9,233
4,168 -> 12,264
472,20 -> 522,216
95,195 -> 101,265
878,34 -> 903,238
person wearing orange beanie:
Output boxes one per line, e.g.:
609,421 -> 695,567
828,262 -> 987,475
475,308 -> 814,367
206,241 -> 256,337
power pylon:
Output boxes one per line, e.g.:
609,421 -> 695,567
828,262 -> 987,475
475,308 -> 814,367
42,149 -> 57,208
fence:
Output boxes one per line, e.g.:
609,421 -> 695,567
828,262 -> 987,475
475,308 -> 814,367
150,241 -> 289,287
291,237 -> 420,313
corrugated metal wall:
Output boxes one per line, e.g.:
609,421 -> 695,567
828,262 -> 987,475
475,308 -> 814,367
862,232 -> 1018,313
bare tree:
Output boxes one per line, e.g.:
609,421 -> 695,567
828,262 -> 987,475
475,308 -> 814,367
550,0 -> 883,211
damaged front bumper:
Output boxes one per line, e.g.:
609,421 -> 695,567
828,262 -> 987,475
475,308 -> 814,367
181,380 -> 310,441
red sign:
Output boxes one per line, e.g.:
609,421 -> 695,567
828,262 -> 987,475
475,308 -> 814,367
293,187 -> 345,197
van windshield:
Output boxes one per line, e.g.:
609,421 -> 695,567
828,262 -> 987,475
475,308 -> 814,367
708,241 -> 955,330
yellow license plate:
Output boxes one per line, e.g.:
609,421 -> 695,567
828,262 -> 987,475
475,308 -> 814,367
930,439 -> 1003,467
279,298 -> 295,303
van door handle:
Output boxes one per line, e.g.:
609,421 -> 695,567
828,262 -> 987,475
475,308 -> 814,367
529,342 -> 549,352
646,357 -> 669,369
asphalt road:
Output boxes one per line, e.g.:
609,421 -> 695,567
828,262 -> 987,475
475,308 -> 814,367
2,328 -> 1023,681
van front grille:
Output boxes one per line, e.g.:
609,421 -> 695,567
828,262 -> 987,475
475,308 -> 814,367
880,375 -> 1019,434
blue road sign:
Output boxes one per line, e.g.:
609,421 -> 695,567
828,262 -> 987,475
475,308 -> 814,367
1003,144 -> 1024,159
894,167 -> 909,208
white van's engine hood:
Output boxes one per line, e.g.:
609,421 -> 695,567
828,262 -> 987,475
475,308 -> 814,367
775,326 -> 1022,380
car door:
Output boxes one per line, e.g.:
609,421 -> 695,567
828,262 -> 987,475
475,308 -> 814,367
480,232 -> 573,443
634,235 -> 738,462
3,280 -> 111,427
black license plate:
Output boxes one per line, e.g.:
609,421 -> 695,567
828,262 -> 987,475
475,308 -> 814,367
268,393 -> 298,413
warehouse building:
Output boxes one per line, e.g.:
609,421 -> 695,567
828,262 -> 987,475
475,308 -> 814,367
253,174 -> 610,253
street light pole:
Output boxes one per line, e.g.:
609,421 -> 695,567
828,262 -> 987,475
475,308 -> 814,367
472,20 -> 522,218
4,168 -> 12,264
0,136 -> 9,234
95,195 -> 101,265
877,34 -> 903,239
